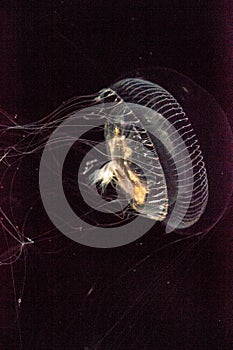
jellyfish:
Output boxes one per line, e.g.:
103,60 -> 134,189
37,68 -> 233,248
0,68 -> 232,350
0,68 -> 231,251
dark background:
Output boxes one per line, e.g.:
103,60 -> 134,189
0,1 -> 233,349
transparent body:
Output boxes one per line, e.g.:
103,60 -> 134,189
0,68 -> 232,347
0,67 -> 232,256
